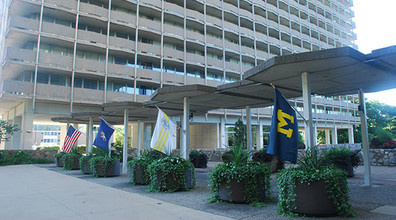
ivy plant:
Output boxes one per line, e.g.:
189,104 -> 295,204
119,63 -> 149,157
189,150 -> 208,168
79,154 -> 93,173
53,151 -> 67,167
61,148 -> 82,170
127,156 -> 153,185
147,157 -> 195,192
321,147 -> 361,168
277,147 -> 354,217
90,155 -> 116,178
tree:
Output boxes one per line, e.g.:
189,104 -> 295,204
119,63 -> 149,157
0,120 -> 19,142
228,119 -> 247,148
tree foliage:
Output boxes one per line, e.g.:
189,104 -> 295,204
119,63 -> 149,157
0,120 -> 19,142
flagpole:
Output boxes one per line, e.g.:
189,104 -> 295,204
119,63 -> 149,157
270,83 -> 307,123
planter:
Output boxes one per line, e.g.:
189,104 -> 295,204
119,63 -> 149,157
129,163 -> 149,185
68,158 -> 80,170
92,159 -> 121,177
335,163 -> 354,177
154,168 -> 193,192
56,157 -> 64,167
218,178 -> 266,203
81,158 -> 91,174
292,179 -> 337,217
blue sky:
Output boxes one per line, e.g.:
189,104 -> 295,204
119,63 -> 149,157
352,0 -> 396,106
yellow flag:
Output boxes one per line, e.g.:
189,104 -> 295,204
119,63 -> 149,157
150,109 -> 176,155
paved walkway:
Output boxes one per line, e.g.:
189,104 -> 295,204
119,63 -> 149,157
0,165 -> 230,220
2,163 -> 396,219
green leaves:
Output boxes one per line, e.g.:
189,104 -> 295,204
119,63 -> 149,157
0,120 -> 19,142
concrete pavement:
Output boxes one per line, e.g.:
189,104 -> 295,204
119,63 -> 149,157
0,165 -> 231,220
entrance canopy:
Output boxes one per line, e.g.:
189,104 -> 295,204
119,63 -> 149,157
243,47 -> 396,96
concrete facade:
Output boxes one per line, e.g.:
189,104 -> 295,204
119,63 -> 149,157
0,0 -> 358,150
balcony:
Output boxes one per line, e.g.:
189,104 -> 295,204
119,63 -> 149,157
164,23 -> 184,38
75,58 -> 105,75
107,91 -> 134,102
206,35 -> 223,48
138,43 -> 160,56
107,63 -> 135,80
38,52 -> 73,71
36,84 -> 71,102
141,0 -> 161,9
0,80 -> 33,98
225,61 -> 240,72
79,2 -> 108,19
207,57 -> 223,69
73,88 -> 104,105
111,10 -> 136,26
225,42 -> 239,52
136,68 -> 161,82
163,72 -> 184,85
109,36 -> 135,52
241,45 -> 255,56
7,15 -> 39,33
164,2 -> 184,16
78,30 -> 107,45
186,76 -> 205,85
45,0 -> 77,11
186,9 -> 204,21
163,48 -> 184,61
139,17 -> 161,32
186,29 -> 204,42
4,47 -> 35,64
207,16 -> 222,28
41,22 -> 74,39
186,53 -> 204,64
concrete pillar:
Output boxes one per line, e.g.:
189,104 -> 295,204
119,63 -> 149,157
246,106 -> 252,152
216,122 -> 220,148
88,117 -> 93,154
220,118 -> 226,148
137,120 -> 142,157
348,126 -> 354,144
302,72 -> 314,148
325,129 -> 331,145
358,89 -> 372,186
60,124 -> 67,148
181,97 -> 190,159
143,123 -> 152,150
332,127 -> 338,144
313,124 -> 318,146
20,102 -> 34,149
257,122 -> 263,149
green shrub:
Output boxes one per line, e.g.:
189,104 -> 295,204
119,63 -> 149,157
90,155 -> 116,177
7,151 -> 32,165
147,157 -> 195,192
36,146 -> 60,151
189,150 -> 208,168
61,148 -> 82,170
80,154 -> 93,173
54,152 -> 67,166
321,147 -> 361,168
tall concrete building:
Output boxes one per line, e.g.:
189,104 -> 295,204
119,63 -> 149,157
0,0 -> 358,150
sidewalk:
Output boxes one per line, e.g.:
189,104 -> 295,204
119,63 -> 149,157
0,165 -> 230,220
1,163 -> 396,219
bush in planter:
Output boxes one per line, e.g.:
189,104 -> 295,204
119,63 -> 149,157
90,155 -> 118,178
189,150 -> 208,168
321,147 -> 361,177
54,151 -> 67,167
128,149 -> 167,185
147,157 -> 195,192
209,145 -> 271,205
277,147 -> 354,217
80,154 -> 93,174
62,148 -> 82,170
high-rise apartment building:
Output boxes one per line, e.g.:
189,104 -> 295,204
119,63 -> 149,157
0,0 -> 358,150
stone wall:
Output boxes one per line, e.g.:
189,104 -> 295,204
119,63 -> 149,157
370,149 -> 396,166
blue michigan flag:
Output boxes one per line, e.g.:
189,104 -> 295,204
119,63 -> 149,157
93,119 -> 115,151
267,88 -> 299,163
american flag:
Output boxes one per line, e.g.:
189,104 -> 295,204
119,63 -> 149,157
63,125 -> 82,153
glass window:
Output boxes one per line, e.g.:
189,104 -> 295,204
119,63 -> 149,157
83,79 -> 97,90
114,57 -> 127,65
50,74 -> 66,86
74,77 -> 82,88
99,81 -> 104,90
37,73 -> 49,84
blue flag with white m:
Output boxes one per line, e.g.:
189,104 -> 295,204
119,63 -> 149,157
93,119 -> 115,151
266,88 -> 299,163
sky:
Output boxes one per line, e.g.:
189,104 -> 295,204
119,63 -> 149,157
352,0 -> 396,106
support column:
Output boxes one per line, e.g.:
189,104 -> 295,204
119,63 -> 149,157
325,129 -> 331,145
348,126 -> 354,144
220,118 -> 226,148
332,127 -> 338,144
181,97 -> 190,159
246,106 -> 252,152
88,116 -> 93,154
258,120 -> 263,149
20,102 -> 34,149
313,124 -> 318,146
60,124 -> 67,149
358,89 -> 372,186
216,122 -> 220,148
302,72 -> 314,148
122,109 -> 129,174
137,120 -> 142,157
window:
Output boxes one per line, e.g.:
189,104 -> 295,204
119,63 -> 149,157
74,77 -> 82,88
83,79 -> 97,90
37,73 -> 49,84
50,75 -> 66,86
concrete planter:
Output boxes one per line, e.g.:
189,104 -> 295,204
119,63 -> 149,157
153,168 -> 193,192
292,179 -> 336,216
81,158 -> 91,174
56,157 -> 64,167
92,159 -> 121,177
128,163 -> 149,185
218,178 -> 266,203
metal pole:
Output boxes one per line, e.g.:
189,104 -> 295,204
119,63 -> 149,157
358,89 -> 372,186
122,109 -> 129,174
302,72 -> 314,148
88,117 -> 93,154
246,106 -> 252,152
181,97 -> 190,159
137,120 -> 142,157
